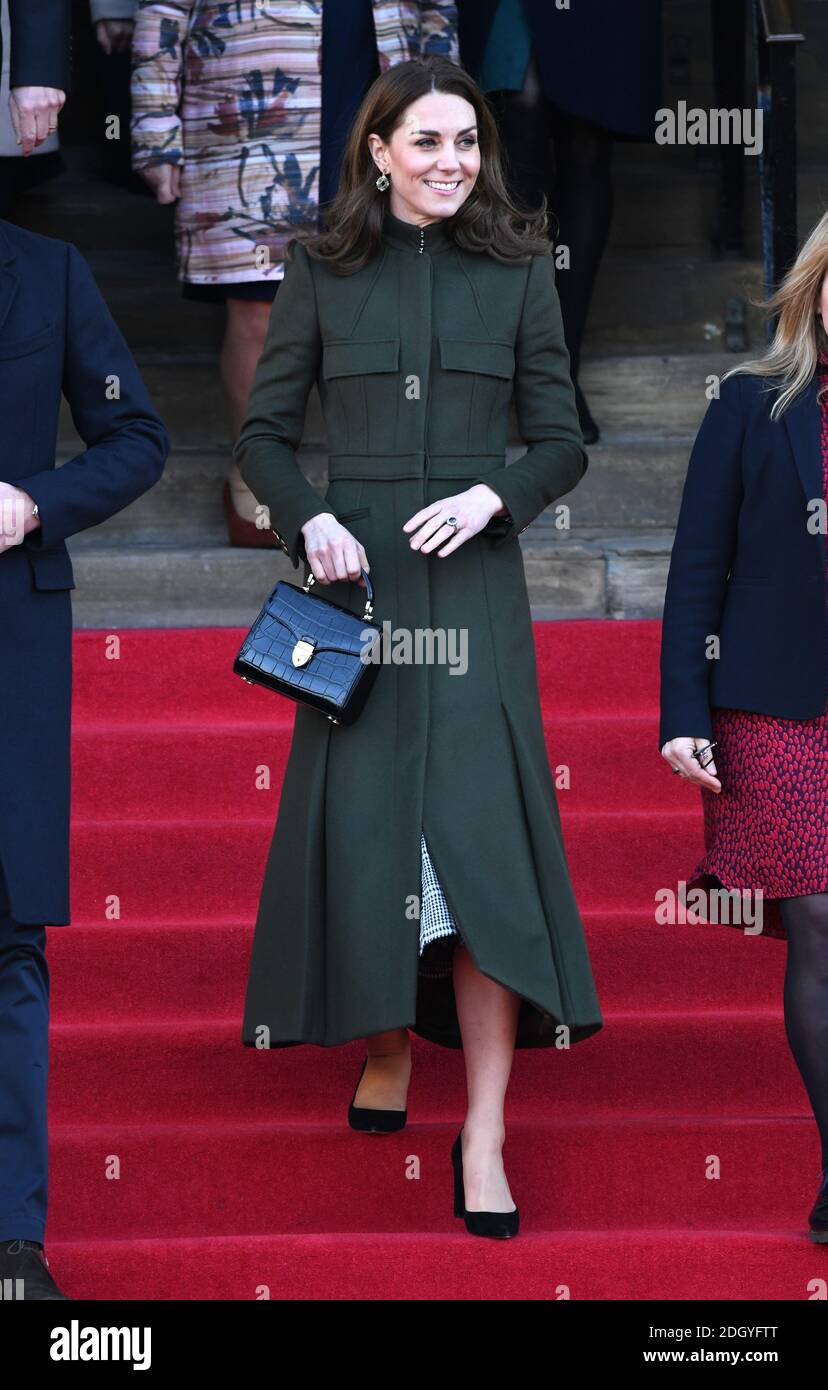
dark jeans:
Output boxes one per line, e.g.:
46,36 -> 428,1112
0,863 -> 49,1243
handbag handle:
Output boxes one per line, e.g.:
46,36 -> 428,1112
302,568 -> 374,622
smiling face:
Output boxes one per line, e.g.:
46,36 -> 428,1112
368,90 -> 481,227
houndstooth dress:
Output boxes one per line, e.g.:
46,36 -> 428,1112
419,833 -> 464,954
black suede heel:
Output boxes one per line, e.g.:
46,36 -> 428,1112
451,1127 -> 519,1238
347,1055 -> 407,1133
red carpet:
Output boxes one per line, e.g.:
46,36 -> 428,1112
45,621 -> 823,1299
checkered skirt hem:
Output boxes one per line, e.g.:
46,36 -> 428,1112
419,832 -> 462,955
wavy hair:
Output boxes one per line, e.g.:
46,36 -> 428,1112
721,209 -> 828,417
292,57 -> 553,274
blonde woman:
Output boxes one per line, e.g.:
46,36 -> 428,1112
660,210 -> 828,1243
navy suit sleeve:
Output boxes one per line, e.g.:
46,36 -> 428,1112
21,243 -> 169,549
658,373 -> 745,750
8,0 -> 71,91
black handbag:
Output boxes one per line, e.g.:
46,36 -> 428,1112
233,568 -> 381,725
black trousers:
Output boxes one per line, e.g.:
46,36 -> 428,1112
0,861 -> 49,1242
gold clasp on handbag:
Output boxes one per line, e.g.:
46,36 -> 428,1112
292,639 -> 316,668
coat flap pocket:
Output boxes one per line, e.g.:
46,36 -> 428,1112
27,547 -> 76,591
439,338 -> 515,378
322,338 -> 400,379
0,322 -> 55,361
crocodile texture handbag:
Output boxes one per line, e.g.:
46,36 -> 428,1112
233,569 -> 381,725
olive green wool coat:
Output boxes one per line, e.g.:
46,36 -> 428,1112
236,209 -> 603,1051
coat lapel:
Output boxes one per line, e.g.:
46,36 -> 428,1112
0,220 -> 18,337
783,372 -> 823,509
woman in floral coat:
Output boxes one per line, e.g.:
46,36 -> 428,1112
130,1 -> 458,543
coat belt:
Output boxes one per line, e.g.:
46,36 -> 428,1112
326,453 -> 505,480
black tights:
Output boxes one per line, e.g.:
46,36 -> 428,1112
489,48 -> 614,384
779,892 -> 828,1174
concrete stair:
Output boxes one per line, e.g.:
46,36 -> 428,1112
13,0 -> 828,626
22,154 -> 771,626
58,345 -> 738,624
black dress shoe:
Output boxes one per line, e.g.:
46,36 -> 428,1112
574,379 -> 599,445
451,1127 -> 519,1238
0,1240 -> 70,1300
808,1166 -> 828,1243
347,1055 -> 407,1133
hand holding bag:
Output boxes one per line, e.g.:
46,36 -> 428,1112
233,569 -> 381,725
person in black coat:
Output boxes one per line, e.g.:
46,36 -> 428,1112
457,0 -> 663,443
0,218 -> 169,1298
659,209 -> 828,1243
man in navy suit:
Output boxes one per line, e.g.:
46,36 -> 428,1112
0,214 -> 169,1296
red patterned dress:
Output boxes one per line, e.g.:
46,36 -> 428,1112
685,353 -> 828,939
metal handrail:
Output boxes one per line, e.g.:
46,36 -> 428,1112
756,0 -> 804,43
752,0 -> 804,319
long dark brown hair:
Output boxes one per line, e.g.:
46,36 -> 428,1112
293,57 -> 553,274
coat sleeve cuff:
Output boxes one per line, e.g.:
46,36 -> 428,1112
264,492 -> 338,569
472,469 -> 533,544
15,473 -> 60,549
9,0 -> 71,90
658,698 -> 714,752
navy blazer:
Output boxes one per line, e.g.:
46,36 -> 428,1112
0,219 -> 169,923
659,369 -> 828,751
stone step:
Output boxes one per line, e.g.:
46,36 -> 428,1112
22,151 -> 823,357
12,1 -> 824,634
61,437 -> 693,543
578,351 -> 738,431
63,449 -> 328,543
587,253 -> 767,353
59,350 -> 734,457
57,352 -> 733,551
70,236 -> 772,357
64,529 -> 673,628
21,131 -> 828,262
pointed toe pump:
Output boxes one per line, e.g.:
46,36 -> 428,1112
451,1127 -> 520,1238
347,1055 -> 407,1134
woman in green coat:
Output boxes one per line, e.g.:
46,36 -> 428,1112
236,55 -> 602,1237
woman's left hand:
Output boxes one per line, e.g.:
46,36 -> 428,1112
403,483 -> 507,557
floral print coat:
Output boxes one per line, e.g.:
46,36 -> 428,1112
131,1 -> 459,285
